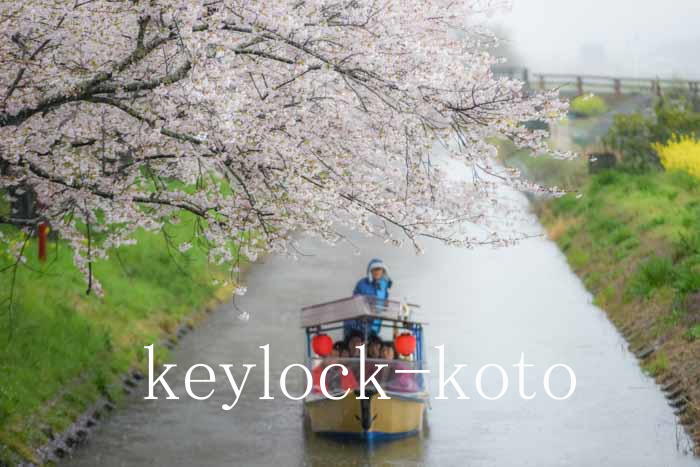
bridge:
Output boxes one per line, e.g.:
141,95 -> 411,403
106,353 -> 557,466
494,66 -> 700,99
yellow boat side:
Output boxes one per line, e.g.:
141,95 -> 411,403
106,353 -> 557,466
304,391 -> 427,440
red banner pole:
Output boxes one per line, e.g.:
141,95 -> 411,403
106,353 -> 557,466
38,222 -> 48,262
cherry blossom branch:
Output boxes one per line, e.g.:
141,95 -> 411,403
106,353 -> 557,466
0,0 -> 567,292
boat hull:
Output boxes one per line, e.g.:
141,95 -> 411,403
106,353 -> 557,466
305,391 -> 426,440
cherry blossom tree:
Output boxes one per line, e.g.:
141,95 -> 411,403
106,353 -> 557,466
0,0 -> 566,293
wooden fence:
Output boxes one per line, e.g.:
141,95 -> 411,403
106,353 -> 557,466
493,66 -> 700,99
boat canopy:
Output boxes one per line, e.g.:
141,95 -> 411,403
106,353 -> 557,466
301,295 -> 424,328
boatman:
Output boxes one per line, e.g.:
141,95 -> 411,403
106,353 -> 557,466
345,258 -> 393,340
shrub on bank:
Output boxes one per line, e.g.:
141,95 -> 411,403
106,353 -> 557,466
603,112 -> 659,171
603,102 -> 700,172
570,94 -> 608,118
627,256 -> 676,299
654,134 -> 700,179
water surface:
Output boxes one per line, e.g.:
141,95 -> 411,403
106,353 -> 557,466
67,202 -> 697,466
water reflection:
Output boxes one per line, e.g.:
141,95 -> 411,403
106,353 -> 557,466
303,431 -> 426,467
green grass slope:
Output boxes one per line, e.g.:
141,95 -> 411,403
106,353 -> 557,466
0,216 -> 239,464
539,169 -> 700,427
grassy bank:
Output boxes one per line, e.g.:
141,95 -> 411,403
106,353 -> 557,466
498,139 -> 588,190
0,216 -> 240,464
538,169 -> 700,425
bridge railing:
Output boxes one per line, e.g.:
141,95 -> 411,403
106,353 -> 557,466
492,66 -> 700,98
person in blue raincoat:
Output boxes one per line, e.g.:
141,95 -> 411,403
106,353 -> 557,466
344,258 -> 393,339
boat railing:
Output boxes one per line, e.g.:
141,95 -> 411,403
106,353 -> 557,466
301,295 -> 420,328
308,357 -> 427,395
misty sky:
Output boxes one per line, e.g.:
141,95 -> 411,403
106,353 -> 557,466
490,0 -> 700,79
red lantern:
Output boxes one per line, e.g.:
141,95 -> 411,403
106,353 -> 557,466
395,333 -> 416,357
311,334 -> 333,357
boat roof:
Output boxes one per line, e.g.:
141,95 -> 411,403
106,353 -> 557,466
301,295 -> 424,328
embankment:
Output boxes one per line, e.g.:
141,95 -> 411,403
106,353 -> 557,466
0,216 -> 242,465
537,169 -> 700,451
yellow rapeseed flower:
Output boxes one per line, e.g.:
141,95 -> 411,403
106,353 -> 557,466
653,134 -> 700,178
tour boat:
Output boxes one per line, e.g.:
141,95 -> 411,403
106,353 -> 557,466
301,295 -> 428,441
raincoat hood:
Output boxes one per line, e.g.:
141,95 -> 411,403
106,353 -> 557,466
366,258 -> 389,281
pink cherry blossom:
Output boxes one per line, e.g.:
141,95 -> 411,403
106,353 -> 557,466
0,1 -> 566,292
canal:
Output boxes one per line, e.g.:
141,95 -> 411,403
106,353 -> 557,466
66,185 -> 699,466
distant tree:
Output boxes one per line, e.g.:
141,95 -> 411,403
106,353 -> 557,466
0,1 -> 565,293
